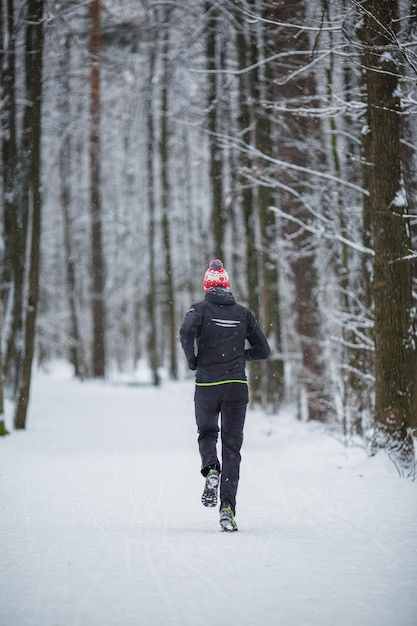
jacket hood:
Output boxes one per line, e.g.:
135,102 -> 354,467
205,287 -> 236,305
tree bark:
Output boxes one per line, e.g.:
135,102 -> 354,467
205,0 -> 225,258
235,9 -> 258,311
358,0 -> 416,471
321,0 -> 373,436
272,0 -> 332,422
145,13 -> 160,386
0,291 -> 5,436
1,0 -> 23,391
14,0 -> 44,429
160,10 -> 177,380
254,1 -> 285,411
59,35 -> 85,378
89,0 -> 106,378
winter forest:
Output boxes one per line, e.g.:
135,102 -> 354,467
1,1 -> 416,473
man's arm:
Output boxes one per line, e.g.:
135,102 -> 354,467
244,312 -> 271,361
180,304 -> 204,370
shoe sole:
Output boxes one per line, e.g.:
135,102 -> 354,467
220,521 -> 238,532
201,472 -> 219,507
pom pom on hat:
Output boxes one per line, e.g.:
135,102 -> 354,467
209,259 -> 223,271
203,259 -> 231,292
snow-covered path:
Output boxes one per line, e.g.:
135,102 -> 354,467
1,369 -> 416,626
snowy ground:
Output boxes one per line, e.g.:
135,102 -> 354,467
1,367 -> 416,626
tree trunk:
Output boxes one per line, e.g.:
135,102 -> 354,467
272,0 -> 333,422
234,4 -> 262,404
358,0 -> 416,471
145,14 -> 160,387
321,0 -> 373,436
205,0 -> 225,258
400,6 -> 417,432
234,0 -> 285,410
235,13 -> 258,309
0,45 -> 4,430
59,34 -> 85,378
160,9 -> 177,380
254,1 -> 285,411
14,0 -> 44,429
89,0 -> 106,378
1,0 -> 24,391
0,293 -> 5,436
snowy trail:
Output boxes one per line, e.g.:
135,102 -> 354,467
1,370 -> 416,626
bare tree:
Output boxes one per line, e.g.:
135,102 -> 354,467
233,1 -> 285,410
233,3 -> 261,402
89,0 -> 106,378
321,0 -> 374,437
1,0 -> 21,390
0,295 -> 5,435
205,0 -> 226,258
270,0 -> 334,422
59,34 -> 86,378
159,7 -> 177,380
145,9 -> 161,386
14,0 -> 44,429
358,0 -> 416,472
254,1 -> 285,411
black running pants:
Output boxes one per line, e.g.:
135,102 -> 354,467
194,382 -> 249,513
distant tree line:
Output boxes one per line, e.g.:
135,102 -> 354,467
0,0 -> 416,474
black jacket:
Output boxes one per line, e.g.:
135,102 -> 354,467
180,288 -> 270,383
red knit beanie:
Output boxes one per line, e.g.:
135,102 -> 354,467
203,259 -> 231,293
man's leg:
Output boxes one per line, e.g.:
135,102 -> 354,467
219,383 -> 248,513
194,385 -> 221,475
